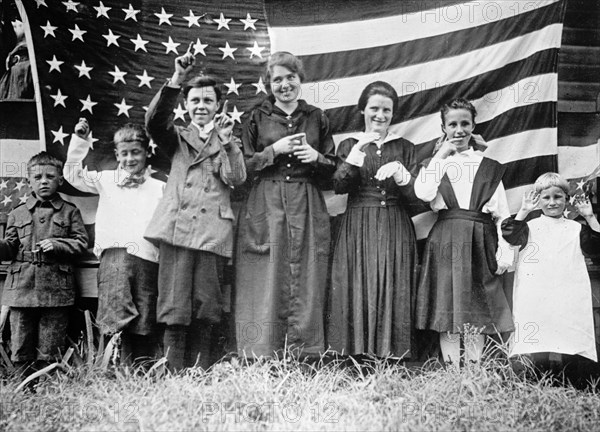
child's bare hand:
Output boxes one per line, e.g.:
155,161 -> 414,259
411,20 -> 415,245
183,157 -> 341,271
435,139 -> 459,159
495,261 -> 510,275
375,161 -> 404,181
173,42 -> 196,83
520,189 -> 540,213
74,118 -> 90,139
37,239 -> 54,253
471,134 -> 488,149
272,133 -> 305,156
574,196 -> 594,218
215,100 -> 234,145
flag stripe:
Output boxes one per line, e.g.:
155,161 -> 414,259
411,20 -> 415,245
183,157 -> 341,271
292,1 -> 564,82
269,0 -> 560,56
483,127 -> 558,165
265,0 -> 466,26
327,49 -> 558,137
502,155 -> 558,190
298,24 -> 562,112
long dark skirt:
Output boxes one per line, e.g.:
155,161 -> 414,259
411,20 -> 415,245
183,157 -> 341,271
327,205 -> 417,358
415,210 -> 513,334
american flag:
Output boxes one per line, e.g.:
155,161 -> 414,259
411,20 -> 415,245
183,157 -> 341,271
0,0 -> 573,242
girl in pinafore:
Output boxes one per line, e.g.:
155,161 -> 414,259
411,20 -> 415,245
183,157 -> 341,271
327,81 -> 418,358
502,173 -> 600,363
235,52 -> 336,357
414,98 -> 514,364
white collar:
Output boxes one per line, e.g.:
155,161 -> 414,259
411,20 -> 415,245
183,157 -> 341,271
191,121 -> 214,135
350,131 -> 401,147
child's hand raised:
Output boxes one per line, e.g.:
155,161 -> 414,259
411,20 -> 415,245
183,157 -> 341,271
172,42 -> 196,85
74,118 -> 90,139
574,196 -> 595,218
434,139 -> 459,159
520,189 -> 540,213
215,100 -> 234,145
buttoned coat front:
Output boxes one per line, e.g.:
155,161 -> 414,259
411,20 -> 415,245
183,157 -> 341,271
0,195 -> 88,307
144,84 -> 246,258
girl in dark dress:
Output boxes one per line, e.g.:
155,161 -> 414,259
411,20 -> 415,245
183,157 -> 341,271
235,52 -> 336,357
327,81 -> 418,358
414,98 -> 514,365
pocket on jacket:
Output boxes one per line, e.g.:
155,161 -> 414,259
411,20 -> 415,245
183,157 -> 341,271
14,219 -> 32,242
7,262 -> 23,290
57,263 -> 74,288
52,217 -> 69,237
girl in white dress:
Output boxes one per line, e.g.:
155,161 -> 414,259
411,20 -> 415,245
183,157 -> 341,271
502,172 -> 600,362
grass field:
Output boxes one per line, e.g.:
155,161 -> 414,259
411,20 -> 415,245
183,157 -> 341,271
1,347 -> 600,432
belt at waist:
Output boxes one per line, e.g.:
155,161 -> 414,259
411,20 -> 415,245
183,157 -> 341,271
347,197 -> 400,208
16,250 -> 56,264
437,209 -> 493,224
257,173 -> 315,183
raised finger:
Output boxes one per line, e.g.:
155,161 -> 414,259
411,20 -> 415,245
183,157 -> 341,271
186,41 -> 195,56
221,100 -> 229,115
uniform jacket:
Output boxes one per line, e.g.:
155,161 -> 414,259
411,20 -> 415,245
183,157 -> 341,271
144,84 -> 246,258
0,194 -> 88,307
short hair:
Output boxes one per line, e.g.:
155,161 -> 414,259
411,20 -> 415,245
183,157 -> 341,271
265,51 -> 306,85
27,151 -> 64,176
440,98 -> 477,125
534,172 -> 570,196
357,81 -> 399,114
182,75 -> 222,101
113,123 -> 150,150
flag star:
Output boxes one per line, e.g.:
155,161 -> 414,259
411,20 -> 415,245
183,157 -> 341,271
40,21 -> 57,38
50,89 -> 68,107
79,95 -> 97,113
252,77 -> 267,94
569,195 -> 577,206
94,1 -> 111,18
224,78 -> 241,95
15,179 -> 27,191
576,179 -> 587,190
213,13 -> 231,30
563,209 -> 571,218
136,70 -> 155,88
193,38 -> 208,56
1,195 -> 12,207
0,179 -> 8,190
183,10 -> 203,27
51,126 -> 69,145
240,13 -> 258,30
229,106 -> 244,124
19,194 -> 28,205
75,60 -> 93,78
130,34 -> 149,52
103,29 -> 121,47
35,0 -> 48,7
247,41 -> 265,59
47,55 -> 64,73
69,24 -> 87,42
87,132 -> 99,149
162,36 -> 180,54
155,7 -> 173,25
218,42 -> 237,60
173,104 -> 187,121
108,65 -> 127,84
63,0 -> 79,12
122,4 -> 140,21
114,99 -> 133,117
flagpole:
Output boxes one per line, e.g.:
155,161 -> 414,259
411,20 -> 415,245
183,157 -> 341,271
16,0 -> 46,153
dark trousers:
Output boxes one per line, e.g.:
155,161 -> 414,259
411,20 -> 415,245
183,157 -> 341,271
163,321 -> 214,371
9,306 -> 69,363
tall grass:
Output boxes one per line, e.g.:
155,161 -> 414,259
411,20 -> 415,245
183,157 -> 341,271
1,346 -> 600,432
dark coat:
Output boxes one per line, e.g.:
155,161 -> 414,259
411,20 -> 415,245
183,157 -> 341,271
0,194 -> 88,307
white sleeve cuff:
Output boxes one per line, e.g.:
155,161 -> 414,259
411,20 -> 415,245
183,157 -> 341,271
345,147 -> 366,167
392,163 -> 411,186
